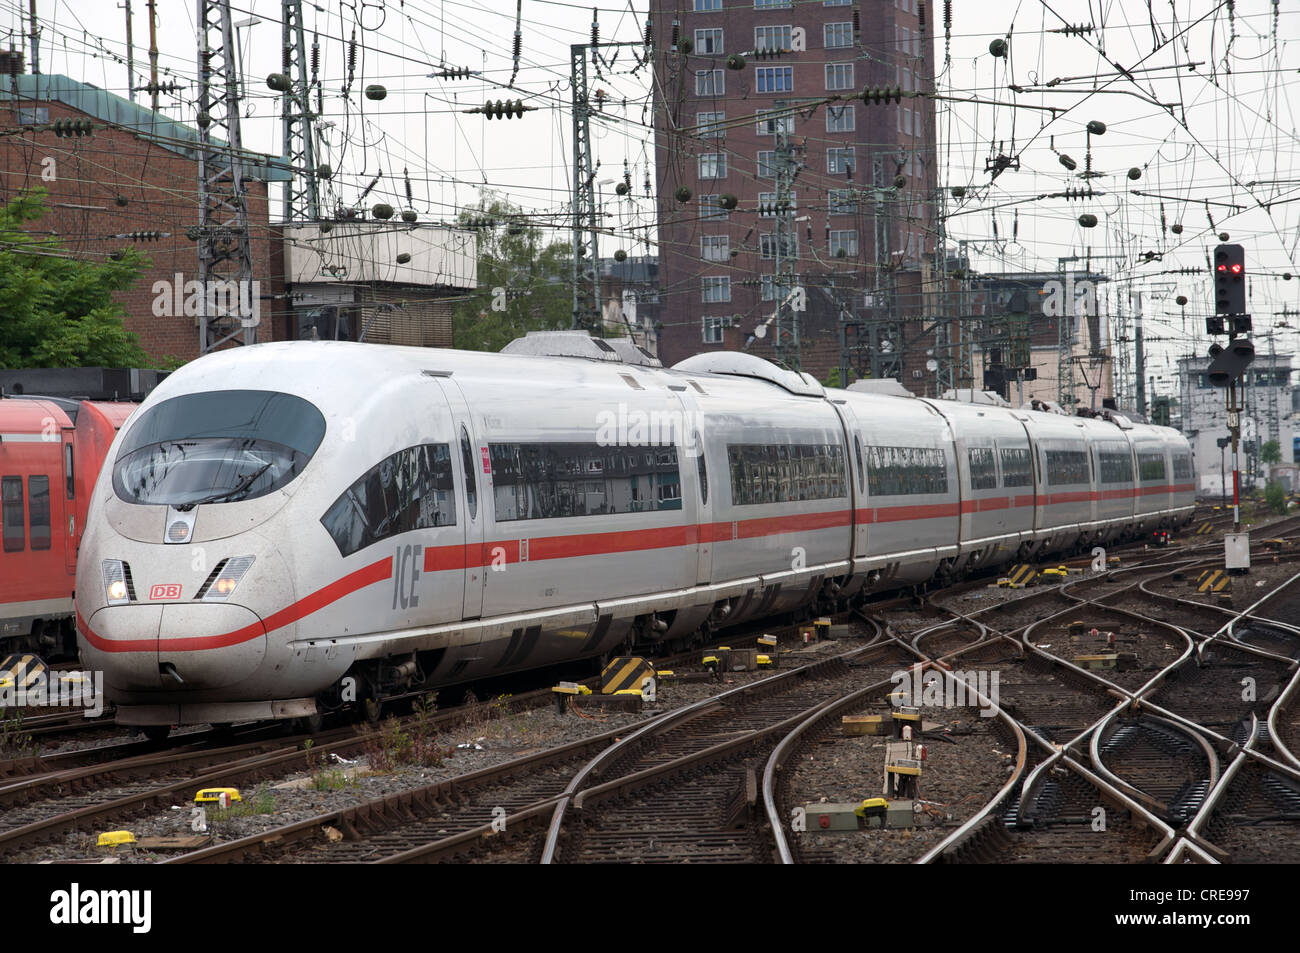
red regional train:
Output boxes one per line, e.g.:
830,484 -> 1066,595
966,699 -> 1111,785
0,396 -> 137,658
75,339 -> 1195,735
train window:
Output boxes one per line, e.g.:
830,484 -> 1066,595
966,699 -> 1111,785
320,444 -> 456,557
28,476 -> 50,550
1172,453 -> 1193,481
865,445 -> 947,496
64,444 -> 74,500
1138,452 -> 1167,482
999,448 -> 1032,488
1097,446 -> 1133,484
489,442 -> 681,521
967,447 -> 997,491
2,476 -> 23,552
726,443 -> 847,505
695,434 -> 708,505
114,390 -> 326,507
1045,450 -> 1089,486
459,426 -> 478,520
853,435 -> 864,494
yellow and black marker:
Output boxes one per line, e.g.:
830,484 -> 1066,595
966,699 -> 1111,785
1196,569 -> 1231,594
600,657 -> 656,695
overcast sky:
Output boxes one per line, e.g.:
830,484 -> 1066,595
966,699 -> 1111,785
6,0 -> 1300,395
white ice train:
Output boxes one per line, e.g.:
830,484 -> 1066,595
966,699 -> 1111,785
75,337 -> 1194,734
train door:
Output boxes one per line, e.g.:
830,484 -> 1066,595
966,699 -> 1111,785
435,378 -> 485,620
828,401 -> 867,560
61,428 -> 76,574
669,387 -> 712,587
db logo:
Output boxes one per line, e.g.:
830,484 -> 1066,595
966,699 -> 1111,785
149,584 -> 182,600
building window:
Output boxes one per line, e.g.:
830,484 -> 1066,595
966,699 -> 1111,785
755,108 -> 794,136
694,0 -> 721,11
824,22 -> 853,48
829,230 -> 858,257
827,146 -> 856,175
758,191 -> 796,216
696,69 -> 724,96
760,275 -> 780,300
760,232 -> 798,259
694,28 -> 723,54
828,189 -> 857,214
700,194 -> 728,221
699,153 -> 727,179
702,276 -> 731,302
701,235 -> 730,261
756,66 -> 793,94
696,111 -> 725,138
824,0 -> 852,5
825,63 -> 853,90
754,0 -> 792,8
757,150 -> 778,177
903,106 -> 913,136
755,25 -> 792,51
826,104 -> 854,132
702,317 -> 726,344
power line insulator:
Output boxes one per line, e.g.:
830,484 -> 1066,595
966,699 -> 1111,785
467,99 -> 536,119
436,66 -> 474,80
860,86 -> 903,105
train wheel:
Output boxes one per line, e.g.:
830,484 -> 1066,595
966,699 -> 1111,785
362,697 -> 383,724
142,724 -> 171,742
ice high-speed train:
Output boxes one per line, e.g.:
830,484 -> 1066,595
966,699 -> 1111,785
75,337 -> 1194,734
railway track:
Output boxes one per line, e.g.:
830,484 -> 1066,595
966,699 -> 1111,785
155,623 -> 907,865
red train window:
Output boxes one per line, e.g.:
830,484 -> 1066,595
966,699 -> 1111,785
65,444 -> 74,500
2,476 -> 23,553
29,476 -> 50,551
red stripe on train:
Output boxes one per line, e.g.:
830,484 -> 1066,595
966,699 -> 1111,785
79,556 -> 393,653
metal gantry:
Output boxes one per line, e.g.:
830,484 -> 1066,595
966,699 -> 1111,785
570,43 -> 601,334
196,0 -> 256,353
281,0 -> 319,223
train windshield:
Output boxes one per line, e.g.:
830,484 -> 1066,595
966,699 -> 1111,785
112,390 -> 326,508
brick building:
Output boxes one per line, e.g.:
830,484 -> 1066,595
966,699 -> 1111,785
0,64 -> 288,365
651,0 -> 938,379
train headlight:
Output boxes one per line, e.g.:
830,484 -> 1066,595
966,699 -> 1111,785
201,556 -> 255,602
102,560 -> 132,605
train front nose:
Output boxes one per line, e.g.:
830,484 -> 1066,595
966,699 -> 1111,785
81,602 -> 268,692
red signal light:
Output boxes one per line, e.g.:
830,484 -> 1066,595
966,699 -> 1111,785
1231,263 -> 1242,274
1217,264 -> 1227,272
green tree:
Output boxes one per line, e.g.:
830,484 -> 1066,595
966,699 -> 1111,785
0,190 -> 150,369
1261,439 -> 1282,466
451,197 -> 575,351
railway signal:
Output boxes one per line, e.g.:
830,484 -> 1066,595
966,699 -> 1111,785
1213,243 -> 1249,331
